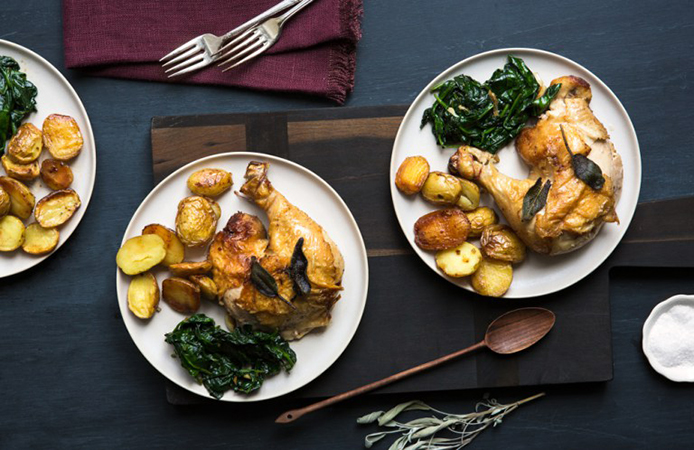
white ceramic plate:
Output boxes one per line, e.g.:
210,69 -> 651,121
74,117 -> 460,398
116,152 -> 369,401
642,294 -> 694,382
0,40 -> 96,278
391,48 -> 641,298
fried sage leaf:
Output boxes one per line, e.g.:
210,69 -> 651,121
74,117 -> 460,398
250,257 -> 295,309
290,237 -> 311,296
560,125 -> 605,191
522,177 -> 552,222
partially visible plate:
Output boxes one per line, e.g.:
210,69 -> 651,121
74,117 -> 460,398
0,40 -> 96,277
116,152 -> 369,402
390,48 -> 641,298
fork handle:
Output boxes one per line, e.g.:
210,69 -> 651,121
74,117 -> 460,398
277,0 -> 314,25
221,0 -> 302,41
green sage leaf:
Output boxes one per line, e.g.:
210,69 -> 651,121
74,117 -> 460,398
378,400 -> 432,426
357,411 -> 384,424
560,125 -> 605,190
522,178 -> 551,222
250,257 -> 295,309
290,237 -> 311,296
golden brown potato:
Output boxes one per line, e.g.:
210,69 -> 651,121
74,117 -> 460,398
0,176 -> 35,220
186,169 -> 232,197
471,258 -> 513,297
169,260 -> 212,277
21,223 -> 59,255
40,159 -> 73,190
34,189 -> 81,228
465,207 -> 499,238
42,114 -> 83,161
7,123 -> 43,164
128,272 -> 160,319
1,155 -> 39,181
480,224 -> 527,264
421,172 -> 462,206
414,209 -> 470,251
175,196 -> 218,247
0,186 -> 10,217
116,234 -> 167,275
162,277 -> 201,314
0,215 -> 25,251
395,156 -> 430,195
435,242 -> 482,277
189,275 -> 218,301
142,224 -> 185,267
456,179 -> 481,211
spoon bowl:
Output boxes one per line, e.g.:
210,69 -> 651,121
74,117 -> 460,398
485,307 -> 556,354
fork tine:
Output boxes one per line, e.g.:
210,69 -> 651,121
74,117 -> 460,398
213,27 -> 256,57
221,42 -> 271,72
159,39 -> 197,63
162,46 -> 202,68
164,54 -> 205,75
217,34 -> 264,67
167,59 -> 211,78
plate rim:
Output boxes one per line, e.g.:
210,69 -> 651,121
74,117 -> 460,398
115,151 -> 369,402
390,47 -> 642,298
0,39 -> 97,278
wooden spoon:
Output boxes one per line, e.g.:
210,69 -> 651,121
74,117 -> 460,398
276,307 -> 555,424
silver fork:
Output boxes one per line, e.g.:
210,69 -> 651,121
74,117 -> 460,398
216,0 -> 314,72
160,0 -> 302,78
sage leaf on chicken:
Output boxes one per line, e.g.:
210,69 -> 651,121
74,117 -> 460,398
0,56 -> 38,153
522,178 -> 552,222
250,257 -> 295,309
560,125 -> 605,190
290,237 -> 311,296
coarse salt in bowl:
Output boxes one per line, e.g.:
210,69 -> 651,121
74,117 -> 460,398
642,294 -> 694,382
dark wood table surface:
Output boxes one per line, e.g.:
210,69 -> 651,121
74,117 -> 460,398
2,1 -> 693,448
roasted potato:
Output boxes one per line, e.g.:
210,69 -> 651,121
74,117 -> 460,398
7,123 -> 43,164
116,234 -> 167,275
456,179 -> 481,211
162,277 -> 201,314
0,186 -> 9,217
421,172 -> 462,206
0,177 -> 35,220
34,189 -> 81,228
395,156 -> 430,195
465,207 -> 499,238
414,209 -> 470,251
471,258 -> 513,297
435,242 -> 482,277
142,224 -> 185,267
21,223 -> 59,255
189,275 -> 218,301
1,155 -> 39,181
42,114 -> 83,161
169,260 -> 212,277
175,196 -> 218,247
187,168 -> 232,197
480,224 -> 527,264
0,215 -> 25,251
40,159 -> 73,190
208,198 -> 221,220
127,272 -> 160,319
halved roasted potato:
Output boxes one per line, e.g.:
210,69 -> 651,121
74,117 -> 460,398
395,156 -> 430,195
175,196 -> 218,247
169,260 -> 212,277
21,223 -> 59,255
0,176 -> 35,220
421,172 -> 462,206
471,258 -> 513,297
116,234 -> 167,275
414,209 -> 470,251
34,189 -> 81,228
480,224 -> 526,264
189,275 -> 218,301
187,169 -> 232,197
435,242 -> 482,277
0,215 -> 25,251
162,277 -> 201,314
0,186 -> 9,217
42,114 -> 83,161
142,224 -> 185,267
128,272 -> 160,319
455,179 -> 481,211
7,123 -> 43,164
40,159 -> 73,190
1,155 -> 39,181
465,207 -> 499,239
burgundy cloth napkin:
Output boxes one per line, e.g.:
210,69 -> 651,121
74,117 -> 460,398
62,0 -> 363,104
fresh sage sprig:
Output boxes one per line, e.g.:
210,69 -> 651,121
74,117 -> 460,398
560,125 -> 605,191
522,177 -> 552,222
290,238 -> 311,296
250,257 -> 295,309
357,393 -> 545,449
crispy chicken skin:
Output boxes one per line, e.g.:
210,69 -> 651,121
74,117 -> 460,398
209,162 -> 345,340
450,76 -> 622,255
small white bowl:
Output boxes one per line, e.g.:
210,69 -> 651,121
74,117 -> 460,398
642,294 -> 694,382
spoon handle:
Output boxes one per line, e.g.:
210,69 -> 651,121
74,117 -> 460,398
276,340 -> 487,423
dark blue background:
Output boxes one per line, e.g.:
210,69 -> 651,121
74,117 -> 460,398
2,0 -> 693,448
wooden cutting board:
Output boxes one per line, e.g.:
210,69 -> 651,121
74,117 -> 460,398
151,105 -> 694,403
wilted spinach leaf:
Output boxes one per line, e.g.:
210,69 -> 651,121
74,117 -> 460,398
0,56 -> 37,153
165,314 -> 296,399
